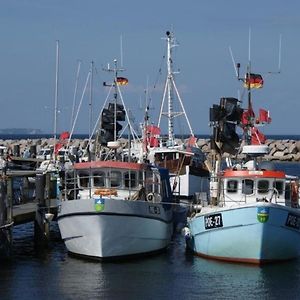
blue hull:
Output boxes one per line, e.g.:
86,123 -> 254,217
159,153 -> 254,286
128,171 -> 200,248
187,203 -> 300,264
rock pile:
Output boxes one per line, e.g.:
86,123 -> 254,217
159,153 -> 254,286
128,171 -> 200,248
196,139 -> 300,162
0,137 -> 299,162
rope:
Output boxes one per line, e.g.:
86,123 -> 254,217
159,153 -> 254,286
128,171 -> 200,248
0,221 -> 14,230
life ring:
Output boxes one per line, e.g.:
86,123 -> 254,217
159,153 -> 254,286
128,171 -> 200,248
94,188 -> 118,196
146,193 -> 154,202
291,181 -> 299,208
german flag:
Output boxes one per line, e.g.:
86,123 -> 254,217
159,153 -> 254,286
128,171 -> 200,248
116,77 -> 128,85
244,73 -> 263,89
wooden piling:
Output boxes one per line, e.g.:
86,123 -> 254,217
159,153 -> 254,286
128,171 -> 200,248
0,177 -> 13,257
34,173 -> 51,246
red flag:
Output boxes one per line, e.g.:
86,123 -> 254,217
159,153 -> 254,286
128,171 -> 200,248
59,131 -> 70,140
149,137 -> 159,147
146,125 -> 160,148
54,143 -> 64,155
146,125 -> 160,135
244,73 -> 264,89
241,109 -> 255,125
251,127 -> 266,145
259,109 -> 271,124
186,135 -> 197,147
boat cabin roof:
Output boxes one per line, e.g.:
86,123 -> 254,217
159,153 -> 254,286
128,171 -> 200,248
222,169 -> 286,179
74,160 -> 149,171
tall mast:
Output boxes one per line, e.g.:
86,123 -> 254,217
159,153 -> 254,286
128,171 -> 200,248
158,31 -> 194,146
89,61 -> 94,138
113,59 -> 118,141
166,31 -> 174,143
53,40 -> 59,152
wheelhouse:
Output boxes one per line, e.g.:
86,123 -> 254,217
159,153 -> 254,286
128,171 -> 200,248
219,169 -> 296,206
65,160 -> 172,203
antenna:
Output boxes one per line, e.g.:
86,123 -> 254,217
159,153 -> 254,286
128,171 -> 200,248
229,46 -> 238,77
248,27 -> 251,64
267,34 -> 282,74
120,35 -> 123,68
278,34 -> 282,73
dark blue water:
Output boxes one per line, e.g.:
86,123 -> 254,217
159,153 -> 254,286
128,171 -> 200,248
1,162 -> 300,300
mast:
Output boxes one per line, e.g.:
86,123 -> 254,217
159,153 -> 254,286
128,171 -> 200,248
158,31 -> 194,147
70,60 -> 81,132
53,40 -> 59,155
166,31 -> 174,143
89,61 -> 94,138
113,59 -> 119,141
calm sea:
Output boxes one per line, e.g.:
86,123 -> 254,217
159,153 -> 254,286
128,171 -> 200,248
1,137 -> 300,299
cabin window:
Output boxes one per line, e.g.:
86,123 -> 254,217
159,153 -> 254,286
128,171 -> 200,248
274,180 -> 284,195
258,180 -> 269,194
93,171 -> 105,187
242,179 -> 254,195
226,180 -> 238,193
124,171 -> 137,188
109,171 -> 122,188
78,172 -> 90,188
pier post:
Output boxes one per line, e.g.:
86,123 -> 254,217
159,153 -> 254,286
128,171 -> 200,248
0,177 -> 13,257
13,144 -> 20,157
34,173 -> 51,246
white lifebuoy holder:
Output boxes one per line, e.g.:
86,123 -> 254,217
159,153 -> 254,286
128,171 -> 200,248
147,193 -> 154,202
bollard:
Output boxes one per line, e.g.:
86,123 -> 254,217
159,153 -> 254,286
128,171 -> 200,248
13,145 -> 20,157
36,174 -> 46,206
30,145 -> 37,157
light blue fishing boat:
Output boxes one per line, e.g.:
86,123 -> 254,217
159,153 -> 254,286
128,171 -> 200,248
185,60 -> 300,264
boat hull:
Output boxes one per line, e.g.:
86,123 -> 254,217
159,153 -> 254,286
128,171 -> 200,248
187,203 -> 300,264
57,198 -> 173,259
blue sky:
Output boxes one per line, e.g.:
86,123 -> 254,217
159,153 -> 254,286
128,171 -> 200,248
0,0 -> 299,135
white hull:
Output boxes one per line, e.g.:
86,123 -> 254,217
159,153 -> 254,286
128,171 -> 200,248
187,203 -> 300,264
58,198 -> 173,259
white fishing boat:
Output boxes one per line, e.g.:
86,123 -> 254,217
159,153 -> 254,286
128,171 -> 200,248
57,60 -> 174,260
185,63 -> 300,264
146,31 -> 209,198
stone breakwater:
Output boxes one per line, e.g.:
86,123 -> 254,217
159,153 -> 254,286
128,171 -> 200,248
197,139 -> 300,162
0,138 -> 300,162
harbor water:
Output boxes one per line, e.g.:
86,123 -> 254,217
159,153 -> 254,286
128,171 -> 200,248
1,162 -> 300,299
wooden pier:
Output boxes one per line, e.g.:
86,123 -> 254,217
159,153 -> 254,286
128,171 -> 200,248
0,171 -> 59,257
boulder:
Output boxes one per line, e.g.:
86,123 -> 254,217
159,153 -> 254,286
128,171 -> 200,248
293,152 -> 300,161
288,143 -> 298,154
275,142 -> 286,151
296,141 -> 300,152
281,154 -> 293,161
273,151 -> 285,158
